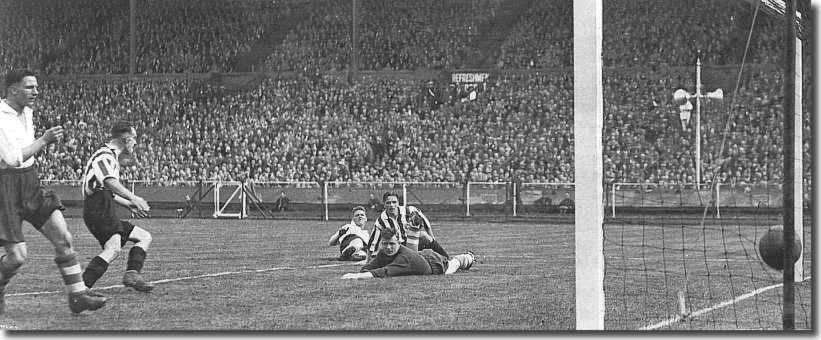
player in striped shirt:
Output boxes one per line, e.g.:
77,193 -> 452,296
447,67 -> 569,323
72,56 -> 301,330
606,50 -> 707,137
80,121 -> 154,293
365,191 -> 449,260
328,206 -> 370,261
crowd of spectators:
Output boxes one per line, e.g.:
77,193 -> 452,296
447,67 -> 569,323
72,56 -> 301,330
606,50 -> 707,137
28,66 -> 811,193
134,0 -> 272,73
261,0 -> 353,72
0,0 -> 114,73
3,0 -> 805,73
497,0 -> 798,69
497,0 -> 572,69
2,0 -> 286,74
355,0 -> 492,70
600,0 -> 775,67
262,0 -> 495,72
601,67 -> 813,191
1,0 -> 811,191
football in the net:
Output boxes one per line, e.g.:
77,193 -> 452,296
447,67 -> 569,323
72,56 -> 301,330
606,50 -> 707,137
758,225 -> 802,271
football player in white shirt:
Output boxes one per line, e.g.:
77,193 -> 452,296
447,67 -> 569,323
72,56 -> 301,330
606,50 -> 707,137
0,69 -> 106,314
328,206 -> 370,261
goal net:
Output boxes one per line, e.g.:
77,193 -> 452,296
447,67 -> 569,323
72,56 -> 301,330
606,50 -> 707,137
576,0 -> 811,331
605,186 -> 812,330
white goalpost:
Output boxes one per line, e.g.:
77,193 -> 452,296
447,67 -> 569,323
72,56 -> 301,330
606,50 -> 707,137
213,181 -> 247,219
790,29 -> 803,283
573,0 -> 605,330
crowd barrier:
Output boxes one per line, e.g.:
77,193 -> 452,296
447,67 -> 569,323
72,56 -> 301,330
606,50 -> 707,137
42,180 -> 803,221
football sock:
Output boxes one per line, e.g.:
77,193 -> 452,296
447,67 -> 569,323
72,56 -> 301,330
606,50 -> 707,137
452,253 -> 474,270
445,259 -> 460,274
55,252 -> 87,294
82,256 -> 110,288
126,246 -> 147,272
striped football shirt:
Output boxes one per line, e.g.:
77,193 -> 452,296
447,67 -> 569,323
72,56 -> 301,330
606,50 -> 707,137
367,205 -> 433,254
82,144 -> 120,197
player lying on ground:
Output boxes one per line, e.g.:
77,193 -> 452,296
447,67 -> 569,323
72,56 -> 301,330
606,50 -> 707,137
81,121 -> 154,293
341,229 -> 474,279
328,206 -> 370,261
366,191 -> 448,260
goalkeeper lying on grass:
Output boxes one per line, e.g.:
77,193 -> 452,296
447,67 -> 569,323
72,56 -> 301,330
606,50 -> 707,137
341,229 -> 475,279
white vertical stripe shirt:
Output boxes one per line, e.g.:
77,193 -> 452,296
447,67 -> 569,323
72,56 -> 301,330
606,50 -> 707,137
367,205 -> 434,254
82,144 -> 121,196
0,100 -> 35,169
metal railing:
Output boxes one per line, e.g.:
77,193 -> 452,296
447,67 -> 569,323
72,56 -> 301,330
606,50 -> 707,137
40,180 -> 793,220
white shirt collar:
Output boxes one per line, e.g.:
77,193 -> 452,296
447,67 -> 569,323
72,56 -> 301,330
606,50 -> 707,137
0,99 -> 27,116
0,100 -> 16,115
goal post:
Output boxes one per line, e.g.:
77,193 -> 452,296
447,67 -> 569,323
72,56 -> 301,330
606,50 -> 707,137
791,34 -> 803,283
213,181 -> 246,219
465,182 -> 509,217
573,0 -> 604,330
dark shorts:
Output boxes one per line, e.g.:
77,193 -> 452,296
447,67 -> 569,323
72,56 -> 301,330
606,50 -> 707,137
417,237 -> 433,251
0,166 -> 65,243
339,234 -> 365,253
419,249 -> 448,275
83,190 -> 135,248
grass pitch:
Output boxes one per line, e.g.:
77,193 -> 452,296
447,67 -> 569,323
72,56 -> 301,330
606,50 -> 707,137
0,218 -> 572,331
0,217 -> 810,332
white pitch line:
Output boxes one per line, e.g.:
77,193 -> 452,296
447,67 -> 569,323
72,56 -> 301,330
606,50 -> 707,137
7,262 -> 349,297
621,257 -> 751,262
640,276 -> 812,330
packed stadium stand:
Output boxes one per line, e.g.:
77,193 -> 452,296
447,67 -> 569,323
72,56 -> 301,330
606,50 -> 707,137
0,0 -> 812,194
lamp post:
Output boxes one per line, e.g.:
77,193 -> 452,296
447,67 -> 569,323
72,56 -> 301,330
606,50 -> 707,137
673,52 -> 723,187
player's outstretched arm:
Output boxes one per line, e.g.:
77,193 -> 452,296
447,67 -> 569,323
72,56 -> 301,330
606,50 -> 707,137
328,228 -> 343,246
409,206 -> 434,237
365,223 -> 381,260
341,272 -> 374,280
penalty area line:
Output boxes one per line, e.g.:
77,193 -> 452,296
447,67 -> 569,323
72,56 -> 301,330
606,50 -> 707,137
640,276 -> 812,330
7,262 -> 349,297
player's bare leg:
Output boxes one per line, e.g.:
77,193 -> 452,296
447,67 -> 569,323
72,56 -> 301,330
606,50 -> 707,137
39,210 -> 106,313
